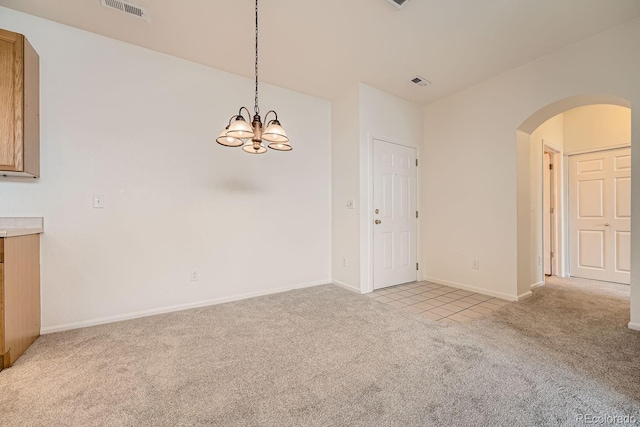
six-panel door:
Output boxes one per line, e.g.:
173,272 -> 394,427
569,148 -> 631,284
373,139 -> 417,289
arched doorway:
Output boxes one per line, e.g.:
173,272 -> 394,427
516,94 -> 635,328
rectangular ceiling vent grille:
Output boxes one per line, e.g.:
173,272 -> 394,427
100,0 -> 149,21
385,0 -> 409,9
411,76 -> 431,87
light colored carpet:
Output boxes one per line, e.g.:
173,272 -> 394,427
0,277 -> 638,426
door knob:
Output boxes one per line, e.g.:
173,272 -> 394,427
375,219 -> 381,225
605,223 -> 610,227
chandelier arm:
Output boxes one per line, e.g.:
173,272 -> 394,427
238,107 -> 252,121
263,110 -> 278,125
227,114 -> 240,126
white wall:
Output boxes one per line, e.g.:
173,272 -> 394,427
563,104 -> 631,153
422,92 -> 522,299
422,16 -> 640,325
632,105 -> 640,330
358,84 -> 423,292
530,114 -> 563,286
0,8 -> 331,332
330,83 -> 422,292
331,85 -> 360,289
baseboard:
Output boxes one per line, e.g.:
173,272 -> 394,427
424,276 -> 519,301
331,280 -> 361,293
530,281 -> 544,290
628,322 -> 640,332
517,291 -> 533,301
41,279 -> 331,334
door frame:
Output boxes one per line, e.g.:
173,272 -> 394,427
565,143 -> 632,279
361,134 -> 420,294
542,140 -> 564,279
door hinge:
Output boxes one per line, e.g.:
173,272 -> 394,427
416,159 -> 418,167
416,211 -> 419,218
416,263 -> 419,270
550,251 -> 555,259
550,207 -> 554,214
549,163 -> 554,170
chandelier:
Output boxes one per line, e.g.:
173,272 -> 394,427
216,0 -> 291,154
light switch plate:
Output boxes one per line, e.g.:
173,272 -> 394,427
93,195 -> 104,209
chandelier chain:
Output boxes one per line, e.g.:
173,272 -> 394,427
254,0 -> 260,115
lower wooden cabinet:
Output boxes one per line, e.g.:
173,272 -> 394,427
0,234 -> 41,369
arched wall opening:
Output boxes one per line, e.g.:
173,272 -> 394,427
516,94 -> 635,327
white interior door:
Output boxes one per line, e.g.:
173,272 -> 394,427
569,148 -> 631,284
373,139 -> 417,290
543,152 -> 552,276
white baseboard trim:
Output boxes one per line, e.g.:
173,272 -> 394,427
628,322 -> 640,332
517,291 -> 533,301
424,276 -> 519,301
41,279 -> 330,334
331,280 -> 361,293
530,281 -> 544,290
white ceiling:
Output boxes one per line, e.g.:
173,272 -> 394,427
1,0 -> 639,104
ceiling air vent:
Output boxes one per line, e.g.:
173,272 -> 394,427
100,0 -> 149,21
411,76 -> 431,87
385,0 -> 409,9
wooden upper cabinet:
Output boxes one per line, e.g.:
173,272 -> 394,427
0,28 -> 39,178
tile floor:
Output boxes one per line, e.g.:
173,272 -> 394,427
367,281 -> 511,324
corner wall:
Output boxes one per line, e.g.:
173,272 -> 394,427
0,8 -> 332,332
422,16 -> 640,319
530,114 -> 564,287
331,85 -> 361,290
631,105 -> 640,330
358,84 -> 423,292
330,83 -> 422,292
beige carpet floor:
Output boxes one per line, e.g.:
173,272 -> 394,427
0,277 -> 639,426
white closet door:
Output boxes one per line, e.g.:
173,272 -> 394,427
569,148 -> 631,284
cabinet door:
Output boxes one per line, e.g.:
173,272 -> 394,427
0,29 -> 24,172
3,235 -> 40,368
0,238 -> 4,369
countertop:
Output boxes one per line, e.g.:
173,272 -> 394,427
0,217 -> 44,238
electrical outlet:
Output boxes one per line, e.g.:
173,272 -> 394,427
472,259 -> 480,270
343,258 -> 348,267
190,270 -> 199,281
93,195 -> 104,209
538,256 -> 543,266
